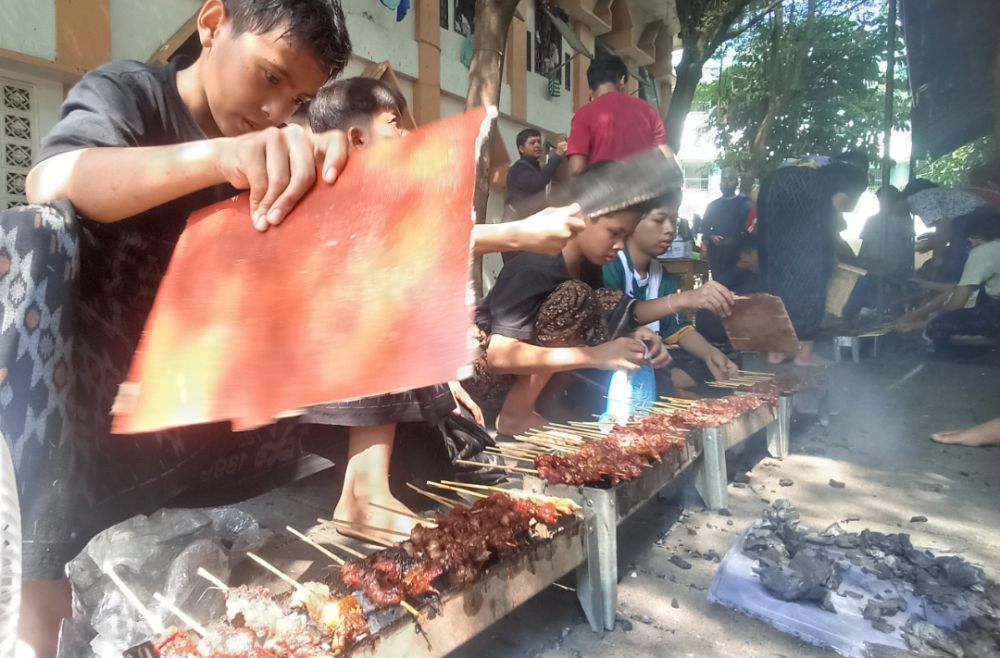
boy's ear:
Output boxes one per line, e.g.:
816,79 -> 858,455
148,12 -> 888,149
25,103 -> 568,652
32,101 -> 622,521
348,126 -> 366,149
197,0 -> 227,49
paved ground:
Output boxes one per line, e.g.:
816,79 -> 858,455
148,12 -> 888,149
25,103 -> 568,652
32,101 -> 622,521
237,336 -> 1000,657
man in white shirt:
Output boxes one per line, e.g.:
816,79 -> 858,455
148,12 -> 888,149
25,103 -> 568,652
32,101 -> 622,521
924,210 -> 1000,351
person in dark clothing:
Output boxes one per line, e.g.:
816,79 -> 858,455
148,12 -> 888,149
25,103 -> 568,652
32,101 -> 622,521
696,231 -> 763,345
758,160 -> 868,365
474,162 -> 671,436
703,167 -> 752,269
898,210 -> 1000,348
17,1 -> 352,654
504,128 -> 566,220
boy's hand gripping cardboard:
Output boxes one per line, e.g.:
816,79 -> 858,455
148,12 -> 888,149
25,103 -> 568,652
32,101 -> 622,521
112,109 -> 488,433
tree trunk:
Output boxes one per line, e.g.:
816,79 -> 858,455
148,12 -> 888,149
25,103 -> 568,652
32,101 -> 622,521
466,0 -> 518,299
747,0 -> 815,181
663,46 -> 706,153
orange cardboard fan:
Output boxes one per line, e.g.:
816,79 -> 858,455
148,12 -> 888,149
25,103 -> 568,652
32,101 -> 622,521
112,108 -> 488,433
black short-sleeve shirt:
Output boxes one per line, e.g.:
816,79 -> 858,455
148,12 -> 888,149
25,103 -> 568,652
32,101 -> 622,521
475,252 -> 601,341
37,60 -> 237,412
39,58 -> 235,237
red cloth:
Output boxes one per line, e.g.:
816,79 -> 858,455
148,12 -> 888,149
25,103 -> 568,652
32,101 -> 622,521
745,205 -> 758,234
112,109 -> 485,433
567,92 -> 665,163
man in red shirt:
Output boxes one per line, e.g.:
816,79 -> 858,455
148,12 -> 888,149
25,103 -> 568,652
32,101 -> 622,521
567,54 -> 667,176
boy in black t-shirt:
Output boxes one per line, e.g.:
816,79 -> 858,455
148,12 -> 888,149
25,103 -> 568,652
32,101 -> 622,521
475,163 -> 672,436
19,1 -> 351,654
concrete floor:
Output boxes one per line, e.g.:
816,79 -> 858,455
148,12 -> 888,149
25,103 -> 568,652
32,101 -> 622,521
238,337 -> 1000,658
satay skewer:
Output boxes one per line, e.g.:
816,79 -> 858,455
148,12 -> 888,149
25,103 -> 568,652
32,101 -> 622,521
152,592 -> 210,637
285,525 -> 346,565
103,565 -> 165,634
247,550 -> 421,619
454,458 -> 537,475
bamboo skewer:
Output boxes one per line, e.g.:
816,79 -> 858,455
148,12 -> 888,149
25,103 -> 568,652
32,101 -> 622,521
153,592 -> 210,637
319,537 -> 367,560
331,517 -> 411,538
103,565 -> 165,634
197,567 -> 229,591
455,458 -> 537,475
368,502 -> 437,526
488,445 -> 541,460
428,481 -> 489,498
246,552 -> 305,593
485,447 -> 536,464
405,482 -> 457,508
318,519 -> 395,547
286,525 -> 346,565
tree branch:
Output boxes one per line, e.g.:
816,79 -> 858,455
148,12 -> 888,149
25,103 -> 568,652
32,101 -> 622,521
725,0 -> 784,41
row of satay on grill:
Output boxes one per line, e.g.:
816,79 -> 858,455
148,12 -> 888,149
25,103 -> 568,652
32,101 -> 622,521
529,390 -> 779,487
150,491 -> 577,658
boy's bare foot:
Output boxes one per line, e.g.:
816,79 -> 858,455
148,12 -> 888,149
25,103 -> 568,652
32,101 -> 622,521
496,409 -> 548,437
930,427 -> 1000,447
334,489 -> 418,543
793,353 -> 832,367
768,352 -> 791,364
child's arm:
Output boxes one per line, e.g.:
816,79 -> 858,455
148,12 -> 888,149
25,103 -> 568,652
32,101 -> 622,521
486,335 -> 645,375
26,66 -> 346,230
675,330 -> 739,381
471,204 -> 583,255
28,126 -> 347,230
634,281 -> 736,323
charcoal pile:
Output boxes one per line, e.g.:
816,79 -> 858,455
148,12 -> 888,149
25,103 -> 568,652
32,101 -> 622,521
741,501 -> 1000,657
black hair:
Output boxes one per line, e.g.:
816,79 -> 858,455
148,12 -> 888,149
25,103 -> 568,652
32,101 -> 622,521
516,128 -> 541,149
903,178 -> 940,197
586,55 -> 628,90
963,207 -> 1000,241
645,188 -> 683,219
309,77 -> 406,133
223,0 -> 351,79
822,161 -> 869,200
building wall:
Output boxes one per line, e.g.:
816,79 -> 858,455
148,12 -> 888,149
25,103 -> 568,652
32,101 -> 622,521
0,0 -> 58,62
110,0 -> 202,62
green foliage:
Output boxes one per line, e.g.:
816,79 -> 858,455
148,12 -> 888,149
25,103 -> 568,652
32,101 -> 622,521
699,2 -> 909,183
919,136 -> 996,186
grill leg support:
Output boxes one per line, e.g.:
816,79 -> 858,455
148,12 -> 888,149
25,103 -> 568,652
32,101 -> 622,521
767,396 -> 792,459
575,490 -> 618,631
694,427 -> 727,510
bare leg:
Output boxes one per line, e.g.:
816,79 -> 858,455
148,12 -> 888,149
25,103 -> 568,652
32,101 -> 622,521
333,424 -> 416,541
19,578 -> 72,658
496,373 -> 552,436
931,418 -> 1000,447
793,341 -> 831,367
